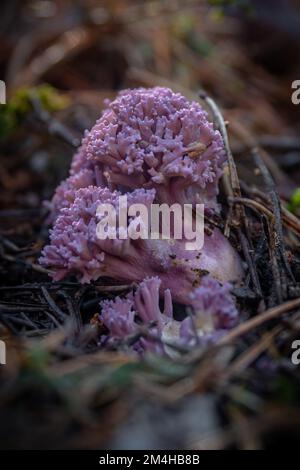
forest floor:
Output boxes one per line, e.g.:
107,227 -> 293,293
0,1 -> 300,449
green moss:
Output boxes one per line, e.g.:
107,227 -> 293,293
0,84 -> 69,140
288,188 -> 300,213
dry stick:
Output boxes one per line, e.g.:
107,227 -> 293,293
238,230 -> 262,300
0,300 -> 45,308
239,228 -> 263,299
0,283 -> 71,291
26,328 -> 54,337
229,197 -> 274,219
94,284 -> 135,292
0,235 -> 24,252
11,26 -> 96,91
199,92 -> 262,296
43,310 -> 62,329
230,196 -> 300,237
0,317 -> 18,335
29,94 -> 80,148
225,125 -> 296,297
0,252 -> 51,275
258,215 -> 283,307
219,297 -> 300,345
1,315 -> 37,335
252,148 -> 294,299
41,286 -> 67,322
0,315 -> 40,330
59,290 -> 82,332
0,304 -> 42,312
224,325 -> 282,379
198,91 -> 244,229
240,181 -> 300,237
270,202 -> 300,236
20,312 -> 39,330
0,282 -> 134,292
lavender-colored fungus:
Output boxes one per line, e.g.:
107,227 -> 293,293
40,185 -> 243,303
49,87 -> 226,219
41,87 -> 243,350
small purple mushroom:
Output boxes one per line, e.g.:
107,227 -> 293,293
99,276 -> 178,354
99,276 -> 238,355
180,276 -> 239,346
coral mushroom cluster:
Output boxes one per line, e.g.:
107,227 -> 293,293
49,87 -> 226,219
99,276 -> 238,354
40,87 -> 243,352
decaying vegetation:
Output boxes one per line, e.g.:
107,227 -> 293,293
1,0 -> 300,449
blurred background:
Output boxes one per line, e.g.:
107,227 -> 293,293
1,0 -> 300,450
1,0 -> 300,210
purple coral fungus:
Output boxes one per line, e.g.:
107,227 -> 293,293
40,184 -> 243,303
99,275 -> 238,355
41,87 -> 243,331
99,276 -> 179,354
180,276 -> 238,346
49,87 -> 226,219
